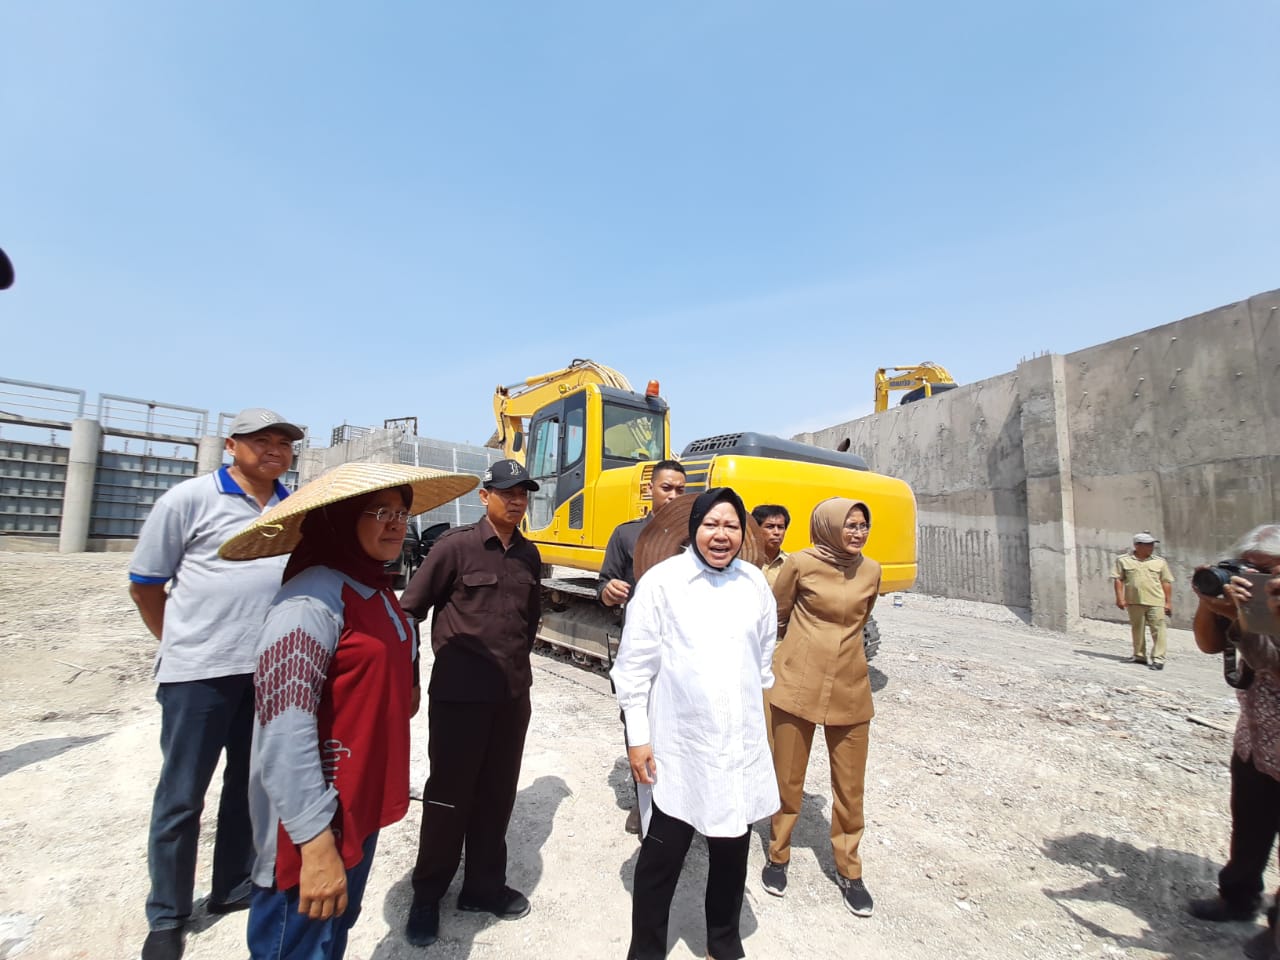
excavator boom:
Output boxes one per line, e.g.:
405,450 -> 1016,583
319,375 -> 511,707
490,359 -> 633,460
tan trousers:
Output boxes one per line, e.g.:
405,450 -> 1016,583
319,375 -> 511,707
1127,604 -> 1167,662
767,704 -> 870,880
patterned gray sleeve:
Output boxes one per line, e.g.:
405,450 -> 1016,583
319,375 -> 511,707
253,584 -> 342,846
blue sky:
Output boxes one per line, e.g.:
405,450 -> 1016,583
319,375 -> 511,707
3,2 -> 1278,453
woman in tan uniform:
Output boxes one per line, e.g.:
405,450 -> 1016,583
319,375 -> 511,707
761,497 -> 881,917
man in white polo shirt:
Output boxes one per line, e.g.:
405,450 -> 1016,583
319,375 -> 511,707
128,408 -> 302,960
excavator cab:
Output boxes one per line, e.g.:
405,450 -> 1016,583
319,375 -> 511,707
523,385 -> 669,536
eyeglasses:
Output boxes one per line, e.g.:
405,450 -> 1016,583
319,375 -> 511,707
842,523 -> 871,534
363,507 -> 411,524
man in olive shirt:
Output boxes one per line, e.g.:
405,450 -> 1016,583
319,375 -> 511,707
1113,532 -> 1174,670
402,459 -> 542,948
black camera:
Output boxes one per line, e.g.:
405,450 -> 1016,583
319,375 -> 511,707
1192,559 -> 1251,597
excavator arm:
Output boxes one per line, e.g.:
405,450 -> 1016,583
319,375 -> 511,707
490,359 -> 633,461
874,362 -> 957,412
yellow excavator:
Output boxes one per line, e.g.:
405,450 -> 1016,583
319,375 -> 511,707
489,359 -> 917,663
874,362 -> 958,412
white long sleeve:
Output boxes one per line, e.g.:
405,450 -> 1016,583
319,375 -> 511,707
610,548 -> 780,837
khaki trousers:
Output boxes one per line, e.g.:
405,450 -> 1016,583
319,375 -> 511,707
1127,604 -> 1167,662
767,704 -> 870,880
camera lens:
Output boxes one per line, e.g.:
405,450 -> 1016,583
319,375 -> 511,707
1191,566 -> 1231,597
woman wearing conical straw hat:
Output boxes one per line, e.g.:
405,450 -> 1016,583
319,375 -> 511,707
218,462 -> 477,960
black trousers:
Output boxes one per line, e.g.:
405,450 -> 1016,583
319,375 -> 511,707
411,693 -> 531,903
1219,753 -> 1280,909
628,803 -> 750,960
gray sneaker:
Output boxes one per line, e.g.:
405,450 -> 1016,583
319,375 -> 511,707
838,875 -> 874,917
761,861 -> 788,897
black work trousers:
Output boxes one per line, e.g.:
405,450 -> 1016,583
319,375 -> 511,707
628,803 -> 750,960
411,693 -> 531,904
1219,752 -> 1280,910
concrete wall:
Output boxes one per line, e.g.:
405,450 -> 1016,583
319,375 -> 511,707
1067,289 -> 1280,623
797,288 -> 1280,630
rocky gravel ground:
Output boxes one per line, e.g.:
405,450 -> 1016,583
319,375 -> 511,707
0,551 -> 1274,960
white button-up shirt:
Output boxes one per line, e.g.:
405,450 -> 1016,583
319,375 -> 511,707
611,547 -> 780,837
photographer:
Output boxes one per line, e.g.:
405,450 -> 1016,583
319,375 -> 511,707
1187,523 -> 1280,951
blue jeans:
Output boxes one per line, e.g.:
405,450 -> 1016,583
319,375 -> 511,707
247,833 -> 379,960
147,674 -> 256,930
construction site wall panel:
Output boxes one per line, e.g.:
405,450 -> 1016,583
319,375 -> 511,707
90,450 -> 196,539
0,440 -> 68,534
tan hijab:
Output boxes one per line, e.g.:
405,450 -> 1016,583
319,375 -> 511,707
804,497 -> 871,570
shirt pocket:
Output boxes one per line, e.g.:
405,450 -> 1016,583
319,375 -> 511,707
457,571 -> 499,614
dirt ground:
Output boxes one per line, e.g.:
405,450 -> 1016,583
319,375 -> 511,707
0,551 -> 1275,960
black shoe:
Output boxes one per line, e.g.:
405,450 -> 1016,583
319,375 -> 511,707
457,885 -> 530,920
1129,656 -> 1148,664
1150,660 -> 1166,671
1187,895 -> 1259,922
405,899 -> 440,947
141,927 -> 185,960
838,875 -> 874,917
207,891 -> 252,915
625,806 -> 641,835
761,861 -> 788,897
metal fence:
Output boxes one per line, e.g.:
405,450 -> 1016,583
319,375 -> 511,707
397,436 -> 503,530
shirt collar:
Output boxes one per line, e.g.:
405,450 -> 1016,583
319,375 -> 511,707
215,465 -> 290,503
680,546 -> 738,582
478,515 -> 524,548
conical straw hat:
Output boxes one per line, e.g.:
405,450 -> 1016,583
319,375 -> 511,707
219,462 -> 478,561
632,492 -> 767,581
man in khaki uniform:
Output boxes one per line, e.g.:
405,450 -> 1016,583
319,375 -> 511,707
1112,532 -> 1174,670
751,504 -> 790,588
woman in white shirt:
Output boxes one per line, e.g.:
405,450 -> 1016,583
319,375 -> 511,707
611,487 -> 779,960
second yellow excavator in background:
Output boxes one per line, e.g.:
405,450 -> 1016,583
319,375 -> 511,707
488,359 -> 918,666
874,362 -> 959,412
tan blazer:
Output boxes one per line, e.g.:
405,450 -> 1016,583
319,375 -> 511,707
767,550 -> 881,726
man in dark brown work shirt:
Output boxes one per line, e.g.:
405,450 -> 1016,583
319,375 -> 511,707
401,458 -> 542,948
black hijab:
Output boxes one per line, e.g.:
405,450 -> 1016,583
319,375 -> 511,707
687,487 -> 749,570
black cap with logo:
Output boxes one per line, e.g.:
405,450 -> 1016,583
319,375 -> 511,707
483,459 -> 540,491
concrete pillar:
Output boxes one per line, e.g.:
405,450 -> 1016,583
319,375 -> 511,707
197,435 -> 225,475
1018,354 -> 1081,631
59,418 -> 102,554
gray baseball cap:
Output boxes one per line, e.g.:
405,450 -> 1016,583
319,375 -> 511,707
228,408 -> 304,441
1133,532 -> 1158,544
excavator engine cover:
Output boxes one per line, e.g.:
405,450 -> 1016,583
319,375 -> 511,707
680,431 -> 868,471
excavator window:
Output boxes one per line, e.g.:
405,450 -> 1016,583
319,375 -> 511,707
601,402 -> 663,463
528,418 -> 561,479
564,405 -> 585,467
526,416 -> 561,530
